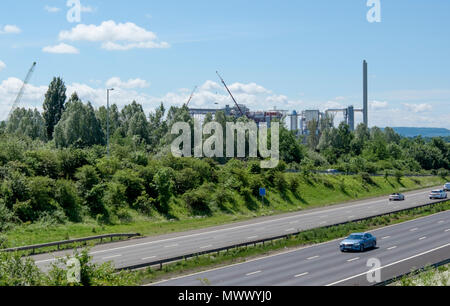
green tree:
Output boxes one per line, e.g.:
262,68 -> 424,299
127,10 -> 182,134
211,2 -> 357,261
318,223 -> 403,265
43,77 -> 67,139
6,108 -> 47,141
54,99 -> 104,148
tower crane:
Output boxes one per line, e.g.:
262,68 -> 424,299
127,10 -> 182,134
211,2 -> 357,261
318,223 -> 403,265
8,62 -> 37,119
185,85 -> 198,107
216,71 -> 244,117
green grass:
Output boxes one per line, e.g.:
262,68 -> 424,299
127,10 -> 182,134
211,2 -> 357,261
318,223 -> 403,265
134,200 -> 450,285
392,264 -> 450,286
3,174 -> 446,248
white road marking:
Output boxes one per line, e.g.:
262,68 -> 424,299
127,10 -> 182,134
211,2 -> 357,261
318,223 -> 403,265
285,228 -> 295,232
142,256 -> 156,261
164,244 -> 179,248
289,221 -> 299,224
348,216 -> 356,219
102,254 -> 121,260
148,211 -> 450,286
419,237 -> 427,240
410,228 -> 418,232
438,221 -> 445,224
347,257 -> 360,262
320,221 -> 327,225
35,258 -> 56,264
387,246 -> 397,250
445,229 -> 450,232
246,271 -> 262,276
34,187 -> 446,266
200,245 -> 213,249
326,243 -> 450,286
307,255 -> 319,260
248,236 -> 258,240
382,236 -> 391,240
294,272 -> 309,278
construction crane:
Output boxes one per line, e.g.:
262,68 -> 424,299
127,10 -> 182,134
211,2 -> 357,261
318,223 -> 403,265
8,62 -> 37,119
216,71 -> 244,117
185,86 -> 198,107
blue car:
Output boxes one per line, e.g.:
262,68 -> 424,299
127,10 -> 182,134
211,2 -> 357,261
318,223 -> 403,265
340,233 -> 377,252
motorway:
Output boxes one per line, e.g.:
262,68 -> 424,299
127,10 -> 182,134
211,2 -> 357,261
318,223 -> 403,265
31,186 -> 446,271
153,210 -> 450,286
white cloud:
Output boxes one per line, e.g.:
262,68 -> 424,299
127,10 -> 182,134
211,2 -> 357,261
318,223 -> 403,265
0,25 -> 21,34
228,82 -> 272,95
44,6 -> 60,13
43,43 -> 79,54
106,77 -> 150,89
58,20 -> 169,51
370,100 -> 388,110
1,76 -> 449,129
0,61 -> 5,72
403,103 -> 432,113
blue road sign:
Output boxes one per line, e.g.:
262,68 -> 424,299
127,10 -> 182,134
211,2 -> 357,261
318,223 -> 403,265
259,188 -> 266,197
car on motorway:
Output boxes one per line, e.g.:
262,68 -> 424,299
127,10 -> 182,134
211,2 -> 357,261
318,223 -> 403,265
340,233 -> 377,252
429,189 -> 448,200
444,183 -> 450,192
389,193 -> 405,201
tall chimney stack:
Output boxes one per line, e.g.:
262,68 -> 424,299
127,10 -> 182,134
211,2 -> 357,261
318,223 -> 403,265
363,60 -> 368,127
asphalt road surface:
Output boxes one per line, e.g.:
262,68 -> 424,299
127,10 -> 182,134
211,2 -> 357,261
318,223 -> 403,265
152,210 -> 450,286
31,186 -> 446,271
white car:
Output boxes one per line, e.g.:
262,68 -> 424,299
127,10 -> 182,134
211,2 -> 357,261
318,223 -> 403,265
389,193 -> 405,201
444,183 -> 450,192
429,190 -> 448,200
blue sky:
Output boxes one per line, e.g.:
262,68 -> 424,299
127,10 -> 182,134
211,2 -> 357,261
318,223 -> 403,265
1,0 -> 450,128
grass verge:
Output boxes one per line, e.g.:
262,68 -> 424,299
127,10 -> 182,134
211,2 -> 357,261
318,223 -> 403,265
4,175 -> 446,248
391,264 -> 450,286
132,200 -> 450,285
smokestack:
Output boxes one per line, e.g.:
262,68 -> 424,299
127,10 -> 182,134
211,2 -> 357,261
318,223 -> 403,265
363,60 -> 368,127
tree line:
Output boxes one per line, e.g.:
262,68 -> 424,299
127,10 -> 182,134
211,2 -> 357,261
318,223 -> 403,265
0,76 -> 449,229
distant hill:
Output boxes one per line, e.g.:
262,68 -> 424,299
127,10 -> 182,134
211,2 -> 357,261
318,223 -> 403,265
388,127 -> 450,138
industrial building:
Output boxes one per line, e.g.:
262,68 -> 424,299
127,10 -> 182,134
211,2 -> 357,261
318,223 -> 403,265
188,60 -> 369,135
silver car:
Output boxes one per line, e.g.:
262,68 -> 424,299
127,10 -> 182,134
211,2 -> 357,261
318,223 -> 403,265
429,190 -> 448,200
444,183 -> 450,192
389,193 -> 405,201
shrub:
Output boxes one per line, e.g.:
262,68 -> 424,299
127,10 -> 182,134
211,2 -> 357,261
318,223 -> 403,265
0,199 -> 15,231
57,148 -> 89,179
248,175 -> 264,197
75,165 -> 100,197
212,188 -> 235,212
174,168 -> 201,194
103,182 -> 127,211
132,192 -> 156,215
54,179 -> 81,222
183,186 -> 212,214
247,161 -> 261,174
0,171 -> 30,209
289,175 -> 301,191
113,169 -> 144,204
273,172 -> 288,191
360,172 -> 374,185
24,150 -> 60,179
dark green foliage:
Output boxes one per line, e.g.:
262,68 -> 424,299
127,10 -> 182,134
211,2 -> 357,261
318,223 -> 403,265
6,108 -> 47,141
43,77 -> 67,140
54,99 -> 104,148
54,179 -> 81,222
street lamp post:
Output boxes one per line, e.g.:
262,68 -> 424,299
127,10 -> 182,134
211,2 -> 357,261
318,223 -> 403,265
107,88 -> 114,156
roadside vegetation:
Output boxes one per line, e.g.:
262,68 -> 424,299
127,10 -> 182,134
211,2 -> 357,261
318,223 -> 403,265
1,200 -> 449,286
393,264 -> 449,286
1,77 -> 450,248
